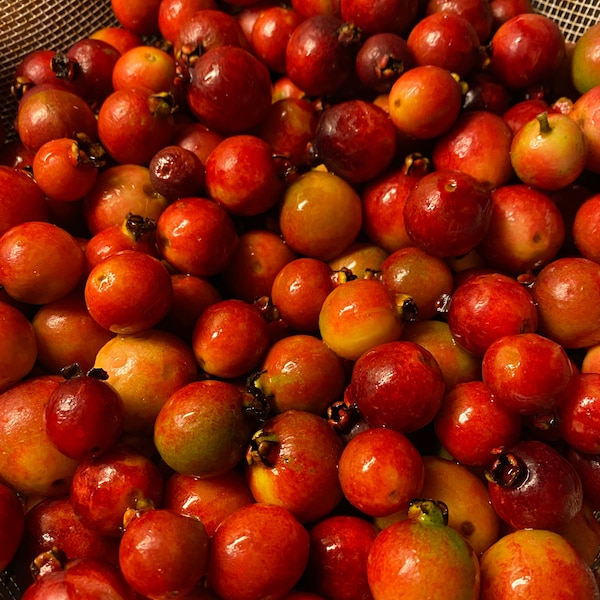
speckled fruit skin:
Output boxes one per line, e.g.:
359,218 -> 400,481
206,503 -> 310,600
367,500 -> 481,600
348,340 -> 445,433
245,409 -> 344,523
154,379 -> 255,478
479,528 -> 600,600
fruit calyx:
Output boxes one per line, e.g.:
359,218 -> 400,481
485,448 -> 528,488
246,428 -> 280,468
30,546 -> 68,582
407,498 -> 450,527
245,370 -> 274,423
122,498 -> 156,530
394,292 -> 419,323
326,398 -> 361,435
60,362 -> 109,382
123,213 -> 157,242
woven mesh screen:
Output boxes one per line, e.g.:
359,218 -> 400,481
532,0 -> 600,43
0,0 -> 118,140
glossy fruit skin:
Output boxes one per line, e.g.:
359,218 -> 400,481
154,379 -> 255,478
69,443 -> 165,537
271,257 -> 335,333
434,380 -> 522,467
84,250 -> 173,335
571,22 -> 600,94
486,440 -> 583,531
510,111 -> 588,191
403,168 -> 493,258
44,368 -> 124,461
558,372 -> 600,455
14,496 -> 120,587
192,298 -> 271,379
32,137 -> 99,202
488,13 -> 566,90
415,455 -> 500,556
187,46 -> 272,134
361,157 -> 430,254
407,12 -> 482,78
573,193 -> 600,263
0,375 -> 79,498
348,340 -> 445,433
279,169 -> 363,261
380,245 -> 453,321
531,257 -> 600,349
447,272 -> 538,357
388,65 -> 462,140
0,221 -> 85,305
0,300 -> 37,392
310,100 -> 397,184
477,184 -> 565,274
338,426 -> 424,517
285,15 -> 362,97
83,164 -> 169,236
155,196 -> 239,278
98,87 -> 176,166
22,557 -> 136,600
367,499 -> 481,600
219,229 -> 298,304
482,332 -> 573,416
112,45 -> 177,94
257,97 -> 319,168
148,145 -> 205,201
400,320 -> 482,392
206,503 -> 310,600
93,329 -> 198,435
479,528 -> 600,599
432,110 -> 515,191
305,515 -> 378,600
164,470 -> 255,537
0,482 -> 24,571
318,279 -> 406,362
16,87 -> 98,153
245,409 -> 344,523
251,6 -> 304,73
204,134 -> 285,216
0,166 -> 49,237
119,508 -> 209,600
251,334 -> 346,415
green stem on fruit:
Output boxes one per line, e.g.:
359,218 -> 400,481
536,111 -> 552,135
485,450 -> 527,488
122,498 -> 156,531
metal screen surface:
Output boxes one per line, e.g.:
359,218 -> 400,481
531,0 -> 600,43
0,0 -> 118,140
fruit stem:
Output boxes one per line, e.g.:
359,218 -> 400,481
536,111 -> 552,135
485,450 -> 528,488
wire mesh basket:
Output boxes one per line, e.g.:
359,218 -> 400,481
0,0 -> 119,140
531,0 -> 600,43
